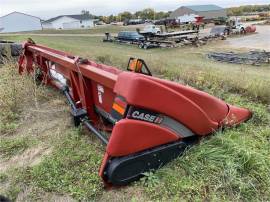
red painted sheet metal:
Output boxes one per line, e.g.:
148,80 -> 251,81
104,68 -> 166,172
114,72 -> 220,135
245,25 -> 256,33
20,43 -> 252,135
107,119 -> 179,157
99,153 -> 110,177
222,105 -> 252,126
114,72 -> 251,135
25,44 -> 118,89
147,76 -> 229,123
91,81 -> 116,113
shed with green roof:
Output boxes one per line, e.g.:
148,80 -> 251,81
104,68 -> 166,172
170,4 -> 227,20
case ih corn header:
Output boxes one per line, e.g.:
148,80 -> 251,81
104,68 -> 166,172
18,41 -> 252,185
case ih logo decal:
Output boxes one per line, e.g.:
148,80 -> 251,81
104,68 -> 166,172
97,84 -> 104,104
128,108 -> 163,124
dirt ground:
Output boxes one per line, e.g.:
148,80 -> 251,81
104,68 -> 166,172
225,25 -> 270,51
199,23 -> 270,51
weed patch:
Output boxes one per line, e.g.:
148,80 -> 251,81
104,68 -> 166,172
22,129 -> 103,200
0,61 -> 47,135
141,96 -> 270,201
0,137 -> 36,159
156,66 -> 270,104
0,173 -> 8,183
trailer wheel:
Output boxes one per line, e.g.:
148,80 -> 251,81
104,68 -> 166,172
10,43 -> 23,56
224,28 -> 230,36
143,45 -> 148,50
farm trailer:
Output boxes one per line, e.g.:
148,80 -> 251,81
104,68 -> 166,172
103,29 -> 227,49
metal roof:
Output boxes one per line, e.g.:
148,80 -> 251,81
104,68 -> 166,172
0,11 -> 41,20
44,15 -> 93,23
184,5 -> 224,12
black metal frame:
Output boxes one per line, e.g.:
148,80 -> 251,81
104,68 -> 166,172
61,86 -> 109,145
127,57 -> 152,76
103,137 -> 197,185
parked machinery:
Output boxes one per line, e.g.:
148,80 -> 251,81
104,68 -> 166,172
0,40 -> 22,63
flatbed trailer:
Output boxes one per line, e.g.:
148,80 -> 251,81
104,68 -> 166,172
103,33 -> 174,49
103,31 -> 202,49
140,30 -> 199,38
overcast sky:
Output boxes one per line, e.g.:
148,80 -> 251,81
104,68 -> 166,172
0,0 -> 269,19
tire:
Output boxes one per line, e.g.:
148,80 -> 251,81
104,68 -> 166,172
224,28 -> 230,36
10,43 -> 22,56
0,42 -> 22,57
0,43 -> 11,58
240,27 -> 246,34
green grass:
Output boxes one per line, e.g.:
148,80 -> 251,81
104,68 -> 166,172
0,62 -> 21,134
23,129 -> 103,200
3,25 -> 140,35
0,35 -> 269,201
2,35 -> 270,103
140,96 -> 270,201
0,112 -> 19,134
0,173 -> 8,183
0,137 -> 35,159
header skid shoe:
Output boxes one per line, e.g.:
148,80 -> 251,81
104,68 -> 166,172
18,43 -> 252,186
104,140 -> 193,185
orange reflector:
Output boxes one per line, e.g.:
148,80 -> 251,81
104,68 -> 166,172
112,103 -> 125,115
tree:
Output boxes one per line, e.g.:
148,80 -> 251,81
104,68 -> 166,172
118,11 -> 133,21
81,10 -> 95,19
226,4 -> 270,16
81,10 -> 90,16
79,8 -> 172,22
155,11 -> 170,20
140,8 -> 155,20
134,11 -> 143,19
108,15 -> 117,23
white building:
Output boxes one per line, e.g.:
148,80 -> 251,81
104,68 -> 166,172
177,14 -> 199,23
42,15 -> 97,29
0,12 -> 42,33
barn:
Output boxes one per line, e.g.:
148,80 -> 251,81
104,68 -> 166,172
42,15 -> 97,29
170,4 -> 227,20
0,12 -> 42,33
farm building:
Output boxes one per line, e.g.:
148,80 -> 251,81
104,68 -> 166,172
170,4 -> 227,20
0,12 -> 42,33
42,15 -> 97,29
177,14 -> 199,23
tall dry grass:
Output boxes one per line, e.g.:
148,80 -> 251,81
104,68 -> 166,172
0,60 -> 46,135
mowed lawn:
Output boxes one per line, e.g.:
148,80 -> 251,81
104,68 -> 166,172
0,33 -> 270,201
3,25 -> 141,35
